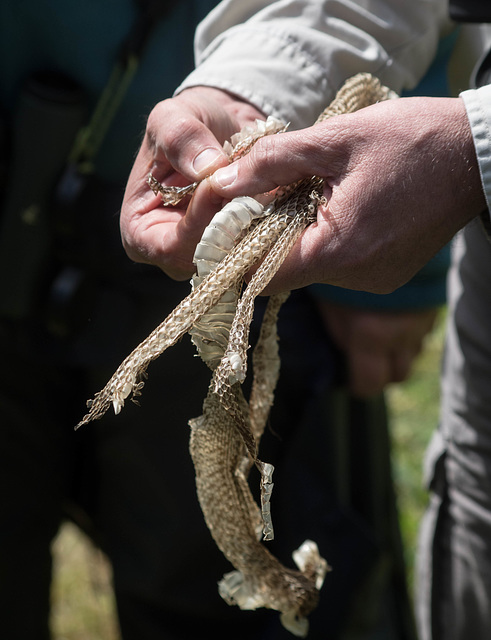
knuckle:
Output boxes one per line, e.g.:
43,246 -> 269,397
146,100 -> 200,157
247,135 -> 278,170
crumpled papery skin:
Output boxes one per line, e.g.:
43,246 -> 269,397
77,74 -> 396,636
218,540 -> 329,638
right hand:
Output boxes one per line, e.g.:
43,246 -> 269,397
120,86 -> 266,280
209,95 -> 485,294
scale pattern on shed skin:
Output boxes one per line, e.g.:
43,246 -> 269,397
76,206 -> 294,422
77,74 -> 396,636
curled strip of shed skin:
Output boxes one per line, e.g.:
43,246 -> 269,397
78,73 -> 395,636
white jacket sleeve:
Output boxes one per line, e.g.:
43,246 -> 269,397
461,85 -> 491,213
176,0 -> 450,129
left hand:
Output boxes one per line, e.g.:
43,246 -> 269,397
120,86 -> 266,280
318,301 -> 439,397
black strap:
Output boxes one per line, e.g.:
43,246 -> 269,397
0,1 -> 176,322
67,0 -> 175,177
449,0 -> 491,23
122,0 -> 173,62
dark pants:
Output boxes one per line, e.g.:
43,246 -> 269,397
0,263 -> 415,640
417,219 -> 491,640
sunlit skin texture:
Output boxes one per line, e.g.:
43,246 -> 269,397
208,96 -> 485,294
119,89 -> 470,397
120,86 -> 266,280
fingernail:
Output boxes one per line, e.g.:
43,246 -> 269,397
193,148 -> 224,175
211,163 -> 238,189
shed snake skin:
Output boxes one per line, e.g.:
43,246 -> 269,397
77,73 -> 396,636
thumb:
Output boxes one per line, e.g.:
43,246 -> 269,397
159,121 -> 229,182
208,127 -> 324,197
145,103 -> 230,183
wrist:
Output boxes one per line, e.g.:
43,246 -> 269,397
177,85 -> 266,128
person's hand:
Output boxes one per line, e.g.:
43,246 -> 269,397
209,96 -> 486,294
318,301 -> 438,397
120,86 -> 266,280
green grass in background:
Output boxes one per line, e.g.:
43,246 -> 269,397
50,309 -> 446,638
388,307 -> 446,589
50,523 -> 120,640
